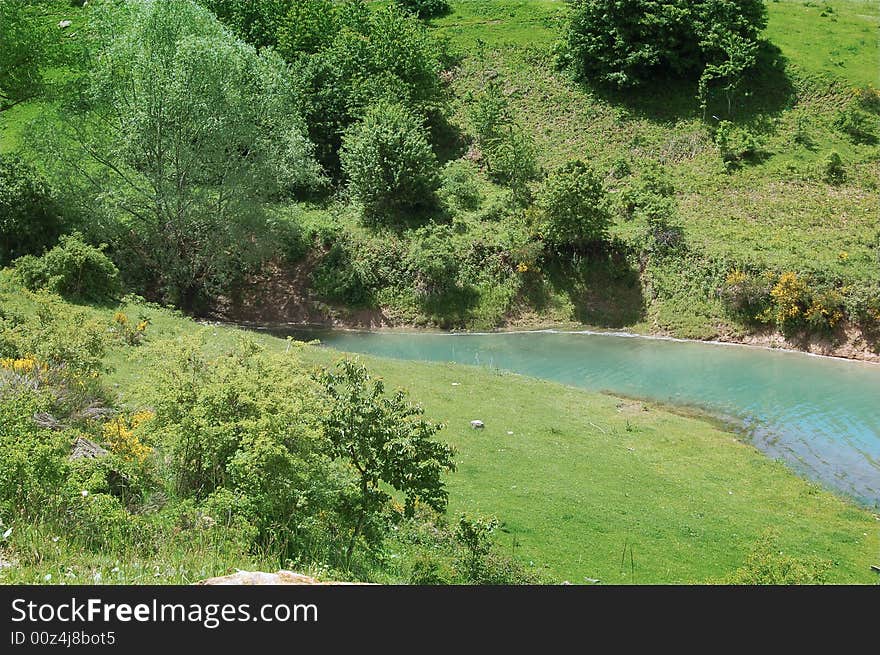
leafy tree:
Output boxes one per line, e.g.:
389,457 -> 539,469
0,155 -> 66,265
535,161 -> 610,250
341,101 -> 440,219
29,0 -> 321,310
561,0 -> 767,112
0,0 -> 51,110
319,359 -> 456,563
291,1 -> 448,174
277,0 -> 338,59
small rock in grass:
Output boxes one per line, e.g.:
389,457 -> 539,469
58,20 -> 72,28
470,420 -> 484,429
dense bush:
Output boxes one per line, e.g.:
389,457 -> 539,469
719,269 -> 773,323
397,0 -> 450,19
561,0 -> 767,109
534,161 -> 610,251
834,101 -> 878,144
292,2 -> 448,174
198,0 -> 292,49
13,234 -> 121,303
439,160 -> 483,212
277,0 -> 337,58
822,151 -> 846,185
406,225 -> 461,297
714,121 -> 763,169
341,102 -> 441,219
0,155 -> 66,266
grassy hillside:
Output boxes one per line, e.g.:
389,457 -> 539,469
2,0 -> 878,345
0,286 -> 872,584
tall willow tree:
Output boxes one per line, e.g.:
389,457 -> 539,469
31,0 -> 320,309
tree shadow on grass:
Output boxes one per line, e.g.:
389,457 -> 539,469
540,244 -> 646,328
584,41 -> 796,129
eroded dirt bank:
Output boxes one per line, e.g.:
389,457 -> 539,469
209,261 -> 880,364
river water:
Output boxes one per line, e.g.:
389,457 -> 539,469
268,328 -> 880,507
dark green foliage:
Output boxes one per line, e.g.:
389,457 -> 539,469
13,234 -> 121,303
535,160 -> 610,250
320,359 -> 455,561
291,2 -> 448,174
561,0 -> 767,110
822,151 -> 845,185
714,121 -> 763,169
0,0 -> 51,109
199,0 -> 292,49
397,0 -> 450,20
277,0 -> 338,58
439,160 -> 483,211
834,101 -> 878,144
341,102 -> 441,219
0,155 -> 65,266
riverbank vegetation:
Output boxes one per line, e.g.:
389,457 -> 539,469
0,279 -> 877,584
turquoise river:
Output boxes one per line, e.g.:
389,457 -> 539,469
269,328 -> 880,507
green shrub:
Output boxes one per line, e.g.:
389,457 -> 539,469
727,535 -> 831,584
834,102 -> 878,144
560,0 -> 767,93
439,160 -> 483,212
397,0 -> 450,19
719,269 -> 773,324
0,155 -> 66,266
312,236 -> 380,306
822,151 -> 846,184
341,101 -> 440,219
535,161 -> 610,251
0,391 -> 70,522
714,121 -> 763,169
13,233 -> 121,303
406,225 -> 461,297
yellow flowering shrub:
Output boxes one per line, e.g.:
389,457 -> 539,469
770,272 -> 810,326
102,411 -> 154,464
0,355 -> 46,376
109,312 -> 149,346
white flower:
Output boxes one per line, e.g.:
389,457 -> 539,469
111,566 -> 119,573
44,573 -> 52,582
81,490 -> 89,497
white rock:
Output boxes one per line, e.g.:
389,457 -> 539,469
470,420 -> 484,429
58,20 -> 72,28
